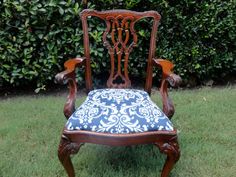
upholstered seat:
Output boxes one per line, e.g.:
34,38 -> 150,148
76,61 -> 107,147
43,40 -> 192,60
56,9 -> 181,177
66,89 -> 173,133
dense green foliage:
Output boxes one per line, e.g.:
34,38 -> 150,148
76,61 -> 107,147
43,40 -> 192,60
0,0 -> 235,89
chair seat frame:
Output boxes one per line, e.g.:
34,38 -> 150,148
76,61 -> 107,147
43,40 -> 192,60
55,9 -> 181,177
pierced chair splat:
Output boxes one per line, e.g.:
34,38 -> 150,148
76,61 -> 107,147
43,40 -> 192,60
55,9 -> 181,177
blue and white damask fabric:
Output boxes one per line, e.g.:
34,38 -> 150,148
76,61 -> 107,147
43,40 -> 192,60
66,89 -> 174,134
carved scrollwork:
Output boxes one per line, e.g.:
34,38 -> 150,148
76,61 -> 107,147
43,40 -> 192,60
54,58 -> 85,119
58,135 -> 81,159
156,137 -> 180,162
166,73 -> 182,87
58,135 -> 82,177
102,15 -> 138,88
152,58 -> 182,118
155,136 -> 180,177
80,9 -> 161,90
55,73 -> 77,119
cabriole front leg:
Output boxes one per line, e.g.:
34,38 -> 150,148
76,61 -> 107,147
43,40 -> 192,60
58,135 -> 81,177
155,136 -> 180,177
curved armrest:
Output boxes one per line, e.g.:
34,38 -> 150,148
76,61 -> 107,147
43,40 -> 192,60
153,58 -> 182,118
55,57 -> 85,84
55,57 -> 85,119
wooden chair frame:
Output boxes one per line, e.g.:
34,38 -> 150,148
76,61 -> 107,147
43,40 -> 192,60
55,9 -> 181,177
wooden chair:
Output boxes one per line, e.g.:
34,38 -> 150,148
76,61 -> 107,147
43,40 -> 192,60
55,9 -> 181,177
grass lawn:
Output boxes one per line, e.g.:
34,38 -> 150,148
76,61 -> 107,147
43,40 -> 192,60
0,87 -> 236,177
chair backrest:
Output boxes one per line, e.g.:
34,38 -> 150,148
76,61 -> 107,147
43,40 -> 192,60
80,9 -> 161,93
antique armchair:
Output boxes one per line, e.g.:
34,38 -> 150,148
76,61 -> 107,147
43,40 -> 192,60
55,9 -> 181,177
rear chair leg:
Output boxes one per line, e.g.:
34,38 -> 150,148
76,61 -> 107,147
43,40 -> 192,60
58,135 -> 81,177
155,136 -> 180,177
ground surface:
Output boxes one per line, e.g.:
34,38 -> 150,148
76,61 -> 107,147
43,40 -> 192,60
0,87 -> 236,177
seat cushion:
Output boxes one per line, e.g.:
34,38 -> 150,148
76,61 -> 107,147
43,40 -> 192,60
66,89 -> 174,133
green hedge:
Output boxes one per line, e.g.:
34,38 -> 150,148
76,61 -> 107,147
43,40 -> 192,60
0,0 -> 235,90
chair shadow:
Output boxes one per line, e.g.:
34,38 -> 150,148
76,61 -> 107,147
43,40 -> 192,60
73,144 -> 166,177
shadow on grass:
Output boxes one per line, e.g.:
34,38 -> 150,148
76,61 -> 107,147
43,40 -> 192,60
72,144 -> 167,177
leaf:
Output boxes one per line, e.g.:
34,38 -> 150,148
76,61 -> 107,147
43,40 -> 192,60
38,34 -> 44,39
34,88 -> 41,93
3,65 -> 10,69
58,6 -> 64,15
5,8 -> 11,16
74,2 -> 79,14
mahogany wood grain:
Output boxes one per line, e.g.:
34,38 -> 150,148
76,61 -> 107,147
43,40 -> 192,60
153,58 -> 182,118
55,57 -> 85,118
55,9 -> 181,177
80,9 -> 160,89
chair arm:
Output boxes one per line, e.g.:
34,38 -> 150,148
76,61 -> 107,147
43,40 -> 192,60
152,58 -> 182,118
55,57 -> 85,119
55,57 -> 85,84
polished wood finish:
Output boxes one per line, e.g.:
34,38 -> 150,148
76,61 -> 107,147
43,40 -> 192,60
55,57 -> 85,118
153,58 -> 182,118
55,9 -> 181,177
80,9 -> 161,90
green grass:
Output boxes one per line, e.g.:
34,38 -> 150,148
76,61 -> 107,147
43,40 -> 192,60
0,87 -> 236,177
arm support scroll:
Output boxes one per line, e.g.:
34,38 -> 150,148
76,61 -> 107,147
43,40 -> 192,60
55,57 -> 85,119
153,58 -> 181,118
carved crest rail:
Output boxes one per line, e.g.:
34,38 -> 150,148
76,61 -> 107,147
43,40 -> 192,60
80,10 -> 161,90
